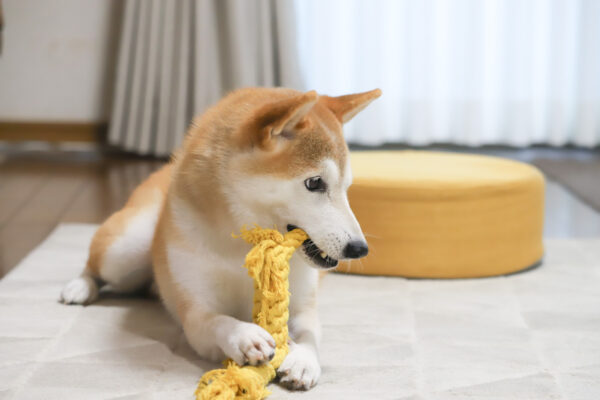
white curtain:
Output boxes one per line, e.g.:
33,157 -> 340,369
109,0 -> 302,156
295,0 -> 600,147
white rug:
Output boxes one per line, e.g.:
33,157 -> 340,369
1,224 -> 599,400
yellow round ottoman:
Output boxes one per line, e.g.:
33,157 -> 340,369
339,151 -> 545,278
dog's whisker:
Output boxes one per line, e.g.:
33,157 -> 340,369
365,242 -> 379,256
350,259 -> 356,273
357,258 -> 366,273
347,259 -> 365,273
356,259 -> 364,270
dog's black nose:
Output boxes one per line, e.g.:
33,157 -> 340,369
343,241 -> 369,259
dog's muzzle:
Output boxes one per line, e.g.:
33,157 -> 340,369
286,224 -> 338,269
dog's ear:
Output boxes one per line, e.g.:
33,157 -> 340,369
249,91 -> 318,149
268,90 -> 318,136
321,89 -> 382,124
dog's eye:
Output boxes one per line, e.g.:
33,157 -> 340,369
304,176 -> 327,192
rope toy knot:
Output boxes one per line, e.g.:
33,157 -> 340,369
195,226 -> 308,400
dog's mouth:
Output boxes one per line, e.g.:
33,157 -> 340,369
287,224 -> 338,269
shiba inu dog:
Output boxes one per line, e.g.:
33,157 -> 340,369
60,87 -> 381,390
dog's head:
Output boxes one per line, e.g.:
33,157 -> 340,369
220,88 -> 381,269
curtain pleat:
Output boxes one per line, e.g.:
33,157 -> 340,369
108,0 -> 137,150
154,1 -> 176,156
138,0 -> 162,154
109,0 -> 302,156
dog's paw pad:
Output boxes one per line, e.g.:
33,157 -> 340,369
222,322 -> 275,366
60,277 -> 98,305
278,344 -> 320,390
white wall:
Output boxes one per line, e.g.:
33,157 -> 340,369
0,0 -> 122,122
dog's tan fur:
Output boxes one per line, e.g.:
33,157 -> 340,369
61,87 -> 380,390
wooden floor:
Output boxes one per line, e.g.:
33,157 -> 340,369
0,150 -> 165,278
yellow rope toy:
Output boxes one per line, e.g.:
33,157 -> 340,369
195,226 -> 308,400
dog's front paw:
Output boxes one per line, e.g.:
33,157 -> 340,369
278,343 -> 321,390
219,322 -> 276,366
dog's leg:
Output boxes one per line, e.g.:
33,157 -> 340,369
60,205 -> 158,304
182,306 -> 276,366
278,306 -> 322,390
277,263 -> 322,390
61,166 -> 170,305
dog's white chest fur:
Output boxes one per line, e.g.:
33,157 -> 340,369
166,242 -> 255,320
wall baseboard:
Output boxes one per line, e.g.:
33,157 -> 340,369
0,122 -> 107,143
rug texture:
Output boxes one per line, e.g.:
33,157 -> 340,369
0,224 -> 599,399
